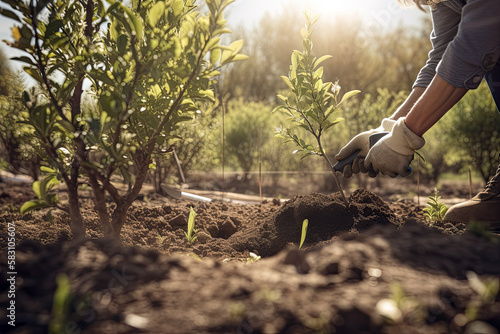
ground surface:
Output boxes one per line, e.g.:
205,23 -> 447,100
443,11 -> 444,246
0,181 -> 499,334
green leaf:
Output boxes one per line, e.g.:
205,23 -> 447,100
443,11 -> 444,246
172,0 -> 184,16
20,200 -> 50,214
32,180 -> 42,199
148,1 -> 165,27
231,54 -> 249,62
11,56 -> 36,66
45,19 -> 63,37
313,67 -> 323,79
40,166 -> 56,173
227,39 -> 244,54
281,76 -> 294,90
299,219 -> 308,250
117,34 -> 128,55
313,55 -> 332,69
0,7 -> 21,22
339,90 -> 361,105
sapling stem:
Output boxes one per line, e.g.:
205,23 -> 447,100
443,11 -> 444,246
318,141 -> 348,204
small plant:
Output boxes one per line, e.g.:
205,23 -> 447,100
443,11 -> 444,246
49,273 -> 71,334
299,219 -> 309,250
156,234 -> 168,246
423,188 -> 448,224
273,13 -> 360,203
246,252 -> 261,263
185,207 -> 198,243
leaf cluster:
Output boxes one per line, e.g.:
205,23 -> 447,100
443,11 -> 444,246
20,166 -> 60,214
422,188 -> 448,224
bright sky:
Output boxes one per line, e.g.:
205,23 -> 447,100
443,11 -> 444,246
0,0 -> 428,79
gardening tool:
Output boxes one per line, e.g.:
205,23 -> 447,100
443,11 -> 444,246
161,185 -> 212,202
333,132 -> 412,173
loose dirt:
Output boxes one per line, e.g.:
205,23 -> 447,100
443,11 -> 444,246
0,181 -> 499,334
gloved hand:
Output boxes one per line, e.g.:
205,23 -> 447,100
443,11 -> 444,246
364,117 -> 425,177
334,118 -> 396,178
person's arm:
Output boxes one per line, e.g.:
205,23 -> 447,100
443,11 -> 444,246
389,87 -> 426,121
405,74 -> 467,136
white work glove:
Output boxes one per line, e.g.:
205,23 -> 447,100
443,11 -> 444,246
334,118 -> 396,178
364,117 -> 425,178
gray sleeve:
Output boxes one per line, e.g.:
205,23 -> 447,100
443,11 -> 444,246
413,4 -> 461,89
436,0 -> 500,89
414,0 -> 500,90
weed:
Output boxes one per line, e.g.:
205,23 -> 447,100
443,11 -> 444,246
299,219 -> 309,250
423,188 -> 448,224
185,207 -> 198,243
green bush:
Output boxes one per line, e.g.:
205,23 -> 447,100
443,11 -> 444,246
223,98 -> 272,178
442,82 -> 500,183
0,51 -> 41,179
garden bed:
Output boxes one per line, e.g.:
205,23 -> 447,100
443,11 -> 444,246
1,181 -> 499,334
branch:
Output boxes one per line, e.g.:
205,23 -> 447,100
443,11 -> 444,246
29,0 -> 70,123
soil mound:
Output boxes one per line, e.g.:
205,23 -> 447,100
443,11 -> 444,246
229,189 -> 401,257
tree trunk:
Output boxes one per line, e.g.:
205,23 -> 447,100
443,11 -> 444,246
88,174 -> 113,236
66,179 -> 86,240
111,203 -> 129,238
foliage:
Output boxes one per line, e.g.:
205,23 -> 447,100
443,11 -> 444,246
224,98 -> 272,177
1,0 -> 246,239
273,13 -> 359,202
423,188 -> 448,224
184,206 -> 197,243
150,100 -> 220,191
0,50 -> 41,178
20,167 -> 61,214
442,82 -> 500,183
299,218 -> 308,250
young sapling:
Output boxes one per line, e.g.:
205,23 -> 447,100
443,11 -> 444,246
273,13 -> 360,204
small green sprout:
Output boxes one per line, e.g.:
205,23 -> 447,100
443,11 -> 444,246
185,207 -> 198,243
299,219 -> 309,250
246,252 -> 261,263
49,273 -> 71,334
423,188 -> 448,224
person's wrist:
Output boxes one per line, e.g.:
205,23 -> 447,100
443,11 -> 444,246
388,118 -> 425,155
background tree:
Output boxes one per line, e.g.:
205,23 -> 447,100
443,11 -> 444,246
442,82 -> 500,183
0,49 -> 41,179
223,98 -> 271,179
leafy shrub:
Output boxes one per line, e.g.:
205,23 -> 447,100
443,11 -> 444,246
442,82 -> 500,183
224,98 -> 272,178
0,51 -> 40,178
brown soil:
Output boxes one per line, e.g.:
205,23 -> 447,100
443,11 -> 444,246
1,181 -> 499,334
